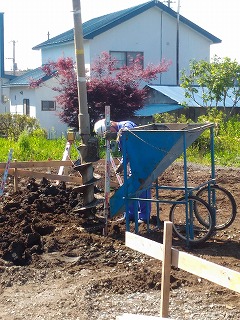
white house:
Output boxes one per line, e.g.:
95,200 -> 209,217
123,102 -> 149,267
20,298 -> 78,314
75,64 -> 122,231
1,0 -> 221,137
4,70 -> 68,138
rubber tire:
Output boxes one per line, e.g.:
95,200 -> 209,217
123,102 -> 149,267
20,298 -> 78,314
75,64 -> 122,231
196,185 -> 237,230
169,195 -> 214,246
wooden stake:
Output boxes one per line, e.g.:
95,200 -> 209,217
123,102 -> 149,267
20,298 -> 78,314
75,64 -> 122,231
0,149 -> 13,196
160,221 -> 172,318
13,159 -> 18,192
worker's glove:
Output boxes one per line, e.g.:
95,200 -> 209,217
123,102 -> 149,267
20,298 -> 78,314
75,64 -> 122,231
104,131 -> 118,140
116,163 -> 123,174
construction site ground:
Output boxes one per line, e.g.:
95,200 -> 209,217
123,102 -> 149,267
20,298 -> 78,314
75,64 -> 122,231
0,160 -> 239,320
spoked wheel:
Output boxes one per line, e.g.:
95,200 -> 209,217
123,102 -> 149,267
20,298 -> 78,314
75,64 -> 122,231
195,184 -> 237,230
169,195 -> 214,246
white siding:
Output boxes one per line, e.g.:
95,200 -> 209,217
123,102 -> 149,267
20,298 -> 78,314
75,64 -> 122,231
88,7 -> 212,85
41,42 -> 75,65
9,79 -> 68,138
0,77 -> 10,113
41,40 -> 91,68
10,87 -> 36,116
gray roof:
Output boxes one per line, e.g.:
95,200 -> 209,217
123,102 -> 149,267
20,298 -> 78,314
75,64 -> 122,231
147,85 -> 240,107
32,0 -> 221,50
2,67 -> 52,87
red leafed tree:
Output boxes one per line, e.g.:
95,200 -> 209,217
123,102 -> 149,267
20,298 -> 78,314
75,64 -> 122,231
30,52 -> 171,130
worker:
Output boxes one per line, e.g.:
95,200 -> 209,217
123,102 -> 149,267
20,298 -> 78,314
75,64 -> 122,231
94,119 -> 151,223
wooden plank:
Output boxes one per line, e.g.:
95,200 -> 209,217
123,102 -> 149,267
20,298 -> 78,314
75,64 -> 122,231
160,222 -> 172,318
0,168 -> 15,175
125,232 -> 240,293
3,169 -> 82,184
171,248 -> 240,293
125,232 -> 164,261
0,160 -> 73,169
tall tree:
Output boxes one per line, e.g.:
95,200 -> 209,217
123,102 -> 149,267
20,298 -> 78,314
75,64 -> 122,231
30,53 -> 171,130
181,56 -> 240,115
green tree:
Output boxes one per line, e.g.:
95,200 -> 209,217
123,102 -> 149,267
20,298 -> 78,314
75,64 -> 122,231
0,114 -> 44,140
181,56 -> 240,115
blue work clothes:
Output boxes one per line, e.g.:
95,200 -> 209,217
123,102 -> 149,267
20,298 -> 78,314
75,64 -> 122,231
116,120 -> 136,159
128,189 -> 151,222
115,121 -> 151,221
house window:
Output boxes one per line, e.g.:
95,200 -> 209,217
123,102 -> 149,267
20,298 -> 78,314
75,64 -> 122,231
110,51 -> 144,69
41,100 -> 56,111
23,99 -> 30,115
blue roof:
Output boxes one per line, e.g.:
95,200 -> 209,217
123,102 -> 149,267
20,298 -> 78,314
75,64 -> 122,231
32,0 -> 221,50
135,103 -> 183,116
147,85 -> 240,108
2,67 -> 52,87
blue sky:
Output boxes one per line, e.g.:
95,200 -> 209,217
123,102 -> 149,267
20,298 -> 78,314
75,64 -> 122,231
1,0 -> 240,70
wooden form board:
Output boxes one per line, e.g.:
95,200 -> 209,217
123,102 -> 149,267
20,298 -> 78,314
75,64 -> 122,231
0,169 -> 82,184
125,231 -> 240,293
0,160 -> 73,169
0,160 -> 82,186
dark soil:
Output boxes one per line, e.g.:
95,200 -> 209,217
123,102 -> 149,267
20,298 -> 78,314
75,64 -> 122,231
0,160 -> 239,319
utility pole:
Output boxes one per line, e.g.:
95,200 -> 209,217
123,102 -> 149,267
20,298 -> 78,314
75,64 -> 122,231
7,40 -> 17,75
72,0 -> 94,163
163,0 -> 174,8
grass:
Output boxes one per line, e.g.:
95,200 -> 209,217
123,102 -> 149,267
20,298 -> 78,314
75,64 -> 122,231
1,111 -> 240,167
0,136 -> 80,162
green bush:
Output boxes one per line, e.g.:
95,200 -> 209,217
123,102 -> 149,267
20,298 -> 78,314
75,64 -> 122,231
153,109 -> 240,167
0,113 -> 43,140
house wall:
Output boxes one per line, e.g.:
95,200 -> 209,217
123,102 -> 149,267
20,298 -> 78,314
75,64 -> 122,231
9,87 -> 36,116
89,8 -> 211,85
39,8 -> 211,85
9,79 -> 68,138
41,42 -> 75,65
34,79 -> 68,138
161,13 -> 211,84
0,77 -> 10,113
179,24 -> 210,66
41,40 -> 91,71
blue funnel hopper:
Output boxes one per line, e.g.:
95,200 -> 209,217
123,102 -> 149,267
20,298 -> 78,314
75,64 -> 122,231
110,122 -> 214,218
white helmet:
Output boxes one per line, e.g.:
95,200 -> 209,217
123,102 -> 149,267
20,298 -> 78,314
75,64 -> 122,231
94,119 -> 106,137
